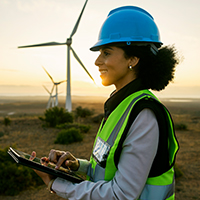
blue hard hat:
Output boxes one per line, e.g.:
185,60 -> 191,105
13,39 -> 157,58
90,6 -> 162,51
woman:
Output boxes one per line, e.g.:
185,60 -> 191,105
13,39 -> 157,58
32,6 -> 179,199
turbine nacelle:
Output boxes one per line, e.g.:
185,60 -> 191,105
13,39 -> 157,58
67,38 -> 72,46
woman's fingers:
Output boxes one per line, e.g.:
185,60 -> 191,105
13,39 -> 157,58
30,151 -> 36,161
41,157 -> 50,166
55,152 -> 72,169
64,159 -> 79,171
56,152 -> 79,171
48,149 -> 65,164
48,149 -> 80,171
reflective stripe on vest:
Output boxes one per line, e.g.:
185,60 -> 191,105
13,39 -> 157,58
87,90 -> 178,199
139,168 -> 175,200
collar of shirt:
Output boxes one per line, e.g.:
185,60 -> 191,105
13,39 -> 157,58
104,78 -> 146,119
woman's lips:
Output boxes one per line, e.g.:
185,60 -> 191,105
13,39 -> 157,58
99,69 -> 107,76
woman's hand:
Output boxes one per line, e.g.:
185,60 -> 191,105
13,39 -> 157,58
48,149 -> 80,171
30,151 -> 54,186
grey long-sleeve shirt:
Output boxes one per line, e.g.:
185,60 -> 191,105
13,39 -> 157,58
52,108 -> 159,200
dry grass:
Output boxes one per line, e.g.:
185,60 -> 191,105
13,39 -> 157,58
0,96 -> 200,199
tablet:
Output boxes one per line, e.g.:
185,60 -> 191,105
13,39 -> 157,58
8,147 -> 84,183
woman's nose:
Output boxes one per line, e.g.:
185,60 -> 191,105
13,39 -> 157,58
95,54 -> 103,67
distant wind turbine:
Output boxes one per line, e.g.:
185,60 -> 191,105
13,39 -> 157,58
18,0 -> 94,112
43,85 -> 55,109
42,66 -> 66,107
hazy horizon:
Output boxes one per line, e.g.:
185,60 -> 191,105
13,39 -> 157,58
0,82 -> 200,99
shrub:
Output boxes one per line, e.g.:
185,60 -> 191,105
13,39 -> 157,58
0,132 -> 4,137
38,116 -> 44,121
40,107 -> 73,127
54,128 -> 83,145
174,123 -> 187,130
75,106 -> 94,119
56,123 -> 91,133
92,113 -> 104,123
0,147 -> 43,196
56,123 -> 79,129
3,117 -> 11,126
78,124 -> 91,133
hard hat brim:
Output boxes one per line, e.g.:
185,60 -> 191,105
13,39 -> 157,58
90,40 -> 162,51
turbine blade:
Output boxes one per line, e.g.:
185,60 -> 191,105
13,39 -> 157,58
18,41 -> 66,48
43,85 -> 50,94
42,66 -> 54,83
70,0 -> 88,38
50,84 -> 55,94
57,80 -> 67,84
70,46 -> 95,82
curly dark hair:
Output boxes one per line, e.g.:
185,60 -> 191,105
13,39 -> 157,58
116,44 -> 180,91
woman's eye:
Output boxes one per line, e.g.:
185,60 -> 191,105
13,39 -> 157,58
104,51 -> 110,56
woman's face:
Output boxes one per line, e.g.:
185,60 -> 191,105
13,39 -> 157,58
95,46 -> 138,91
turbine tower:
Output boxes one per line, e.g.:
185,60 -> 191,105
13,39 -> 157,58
18,0 -> 94,112
42,66 -> 66,107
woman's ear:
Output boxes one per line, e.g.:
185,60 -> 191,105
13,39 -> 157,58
129,57 -> 140,67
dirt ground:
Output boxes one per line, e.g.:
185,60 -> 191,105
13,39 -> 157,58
0,96 -> 200,200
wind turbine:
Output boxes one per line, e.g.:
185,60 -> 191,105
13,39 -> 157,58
42,66 -> 66,107
43,85 -> 55,109
18,0 -> 94,112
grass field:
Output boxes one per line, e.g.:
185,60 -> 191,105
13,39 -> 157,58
0,96 -> 200,199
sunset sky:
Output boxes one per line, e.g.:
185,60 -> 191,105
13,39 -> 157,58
0,0 -> 200,98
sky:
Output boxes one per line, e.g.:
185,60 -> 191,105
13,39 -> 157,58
0,0 -> 200,98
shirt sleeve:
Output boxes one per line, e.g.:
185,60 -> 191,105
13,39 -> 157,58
76,159 -> 90,175
52,108 -> 159,200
